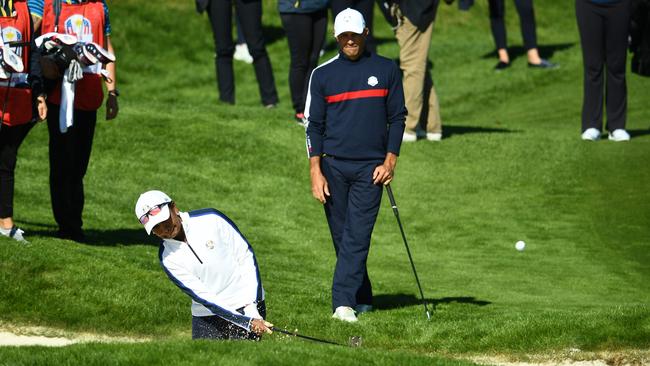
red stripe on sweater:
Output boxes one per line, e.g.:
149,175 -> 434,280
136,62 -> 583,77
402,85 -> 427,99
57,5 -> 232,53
325,89 -> 388,103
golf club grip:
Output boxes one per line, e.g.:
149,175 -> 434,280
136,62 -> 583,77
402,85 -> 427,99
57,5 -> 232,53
385,184 -> 399,214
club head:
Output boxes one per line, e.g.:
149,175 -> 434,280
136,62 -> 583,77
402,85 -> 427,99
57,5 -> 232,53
52,33 -> 78,46
348,336 -> 362,347
43,40 -> 59,50
0,47 -> 24,73
35,32 -> 78,48
74,44 -> 98,66
84,42 -> 115,64
35,32 -> 56,47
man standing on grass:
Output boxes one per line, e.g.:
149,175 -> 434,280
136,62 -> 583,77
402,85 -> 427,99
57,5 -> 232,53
31,0 -> 120,242
305,8 -> 407,322
135,190 -> 273,340
393,0 -> 444,142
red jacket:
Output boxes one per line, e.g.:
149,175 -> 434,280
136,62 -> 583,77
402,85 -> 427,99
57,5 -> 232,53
0,0 -> 33,126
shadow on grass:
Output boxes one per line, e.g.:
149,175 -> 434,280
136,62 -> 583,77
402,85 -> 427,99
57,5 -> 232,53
374,293 -> 491,311
481,42 -> 575,63
29,227 -> 160,246
629,128 -> 650,138
443,125 -> 514,137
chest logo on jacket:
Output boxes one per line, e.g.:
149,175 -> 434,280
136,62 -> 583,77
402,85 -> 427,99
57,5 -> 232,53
1,27 -> 22,57
65,15 -> 93,43
205,240 -> 214,250
367,76 -> 378,87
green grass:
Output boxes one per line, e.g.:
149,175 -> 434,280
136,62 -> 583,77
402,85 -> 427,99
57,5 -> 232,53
0,0 -> 649,364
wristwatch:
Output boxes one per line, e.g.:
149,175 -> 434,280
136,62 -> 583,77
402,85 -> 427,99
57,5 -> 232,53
108,89 -> 120,97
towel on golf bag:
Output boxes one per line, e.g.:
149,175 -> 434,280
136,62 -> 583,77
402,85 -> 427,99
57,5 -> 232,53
59,59 -> 83,133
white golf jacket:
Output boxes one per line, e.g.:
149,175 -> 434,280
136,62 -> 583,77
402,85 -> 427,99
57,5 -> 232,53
158,209 -> 264,331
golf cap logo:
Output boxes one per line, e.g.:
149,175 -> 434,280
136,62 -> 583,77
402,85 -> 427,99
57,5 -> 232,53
1,27 -> 23,57
65,15 -> 93,43
206,240 -> 214,250
334,8 -> 365,37
367,76 -> 378,87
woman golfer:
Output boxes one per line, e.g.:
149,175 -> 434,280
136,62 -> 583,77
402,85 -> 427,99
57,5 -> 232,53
135,190 -> 273,339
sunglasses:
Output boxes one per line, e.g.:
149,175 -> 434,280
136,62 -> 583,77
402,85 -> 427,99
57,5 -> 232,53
139,202 -> 170,225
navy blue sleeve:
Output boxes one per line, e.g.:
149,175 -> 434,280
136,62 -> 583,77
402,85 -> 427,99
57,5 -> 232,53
386,62 -> 407,155
305,70 -> 326,158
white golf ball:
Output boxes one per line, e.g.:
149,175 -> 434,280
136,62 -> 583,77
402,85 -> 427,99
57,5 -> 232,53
515,240 -> 526,251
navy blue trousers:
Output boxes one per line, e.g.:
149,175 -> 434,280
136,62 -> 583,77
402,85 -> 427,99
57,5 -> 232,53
321,157 -> 383,311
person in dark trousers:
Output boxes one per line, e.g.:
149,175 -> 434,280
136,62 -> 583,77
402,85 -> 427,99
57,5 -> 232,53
135,190 -> 274,340
630,0 -> 650,76
331,0 -> 376,53
305,8 -> 406,322
196,0 -> 279,107
32,0 -> 119,242
488,0 -> 556,70
576,0 -> 631,141
0,0 -> 47,242
278,0 -> 328,124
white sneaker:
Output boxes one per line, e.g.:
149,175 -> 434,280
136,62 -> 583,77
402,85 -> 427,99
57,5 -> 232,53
355,304 -> 373,314
0,226 -> 28,243
608,129 -> 630,142
332,306 -> 358,322
234,44 -> 253,64
402,131 -> 417,142
581,128 -> 601,141
426,132 -> 442,141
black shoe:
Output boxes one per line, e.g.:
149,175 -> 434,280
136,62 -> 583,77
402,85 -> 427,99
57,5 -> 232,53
494,61 -> 510,71
528,59 -> 558,69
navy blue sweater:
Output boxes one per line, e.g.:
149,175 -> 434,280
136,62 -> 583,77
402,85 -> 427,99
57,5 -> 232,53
305,51 -> 407,161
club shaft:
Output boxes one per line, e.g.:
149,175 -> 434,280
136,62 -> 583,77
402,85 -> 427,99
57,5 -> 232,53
385,184 -> 431,319
271,326 -> 343,346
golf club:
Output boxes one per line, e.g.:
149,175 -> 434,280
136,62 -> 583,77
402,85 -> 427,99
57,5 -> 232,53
271,326 -> 362,347
385,184 -> 431,320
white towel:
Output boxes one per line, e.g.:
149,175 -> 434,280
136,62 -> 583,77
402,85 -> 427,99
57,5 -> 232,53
59,60 -> 83,133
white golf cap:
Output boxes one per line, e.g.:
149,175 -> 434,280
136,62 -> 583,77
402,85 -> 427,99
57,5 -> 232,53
135,190 -> 172,234
334,8 -> 365,37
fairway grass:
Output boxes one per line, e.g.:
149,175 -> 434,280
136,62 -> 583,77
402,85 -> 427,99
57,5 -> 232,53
0,0 -> 648,365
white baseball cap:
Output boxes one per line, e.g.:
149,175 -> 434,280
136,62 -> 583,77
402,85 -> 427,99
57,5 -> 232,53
135,190 -> 172,234
334,8 -> 366,37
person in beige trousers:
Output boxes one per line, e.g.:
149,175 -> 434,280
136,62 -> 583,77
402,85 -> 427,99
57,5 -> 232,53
394,0 -> 442,142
